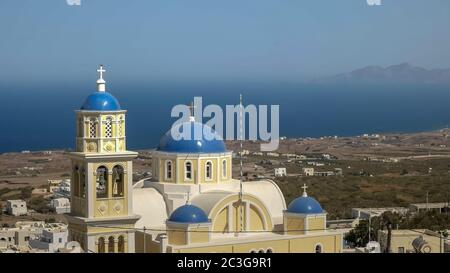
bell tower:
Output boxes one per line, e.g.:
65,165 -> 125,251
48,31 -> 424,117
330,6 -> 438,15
65,65 -> 140,253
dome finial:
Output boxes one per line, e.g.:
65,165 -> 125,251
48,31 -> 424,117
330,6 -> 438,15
188,101 -> 196,122
96,64 -> 106,92
302,183 -> 308,197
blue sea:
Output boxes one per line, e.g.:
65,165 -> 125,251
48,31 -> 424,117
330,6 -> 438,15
1,82 -> 450,153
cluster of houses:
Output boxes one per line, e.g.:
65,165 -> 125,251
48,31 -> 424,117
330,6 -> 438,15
302,167 -> 343,177
2,179 -> 71,218
0,221 -> 81,253
330,203 -> 450,253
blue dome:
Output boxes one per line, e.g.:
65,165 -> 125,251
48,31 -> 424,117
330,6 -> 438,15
169,204 -> 209,223
80,91 -> 121,111
157,121 -> 227,153
287,196 -> 323,214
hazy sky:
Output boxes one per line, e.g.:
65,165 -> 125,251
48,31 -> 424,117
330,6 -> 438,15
1,0 -> 450,84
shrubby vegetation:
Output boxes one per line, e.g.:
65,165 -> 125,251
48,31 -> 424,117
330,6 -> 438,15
345,211 -> 449,250
28,196 -> 49,213
275,166 -> 450,219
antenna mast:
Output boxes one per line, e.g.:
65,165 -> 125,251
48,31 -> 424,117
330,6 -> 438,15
239,94 -> 245,234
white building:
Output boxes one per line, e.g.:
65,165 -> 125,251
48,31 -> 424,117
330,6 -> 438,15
53,179 -> 71,199
351,207 -> 409,219
274,168 -> 287,177
49,198 -> 71,214
29,226 -> 68,253
6,200 -> 27,216
302,167 -> 315,176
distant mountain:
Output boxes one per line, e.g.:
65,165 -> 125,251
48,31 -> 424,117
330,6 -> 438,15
311,63 -> 450,84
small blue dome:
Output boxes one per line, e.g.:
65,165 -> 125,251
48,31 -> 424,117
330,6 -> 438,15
80,91 -> 121,111
157,121 -> 227,153
287,196 -> 323,214
169,204 -> 209,223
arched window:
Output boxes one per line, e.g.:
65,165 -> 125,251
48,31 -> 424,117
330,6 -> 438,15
185,162 -> 192,180
96,166 -> 108,198
315,244 -> 323,253
118,236 -> 125,253
165,160 -> 172,180
206,161 -> 213,180
105,116 -> 113,138
267,248 -> 274,253
73,166 -> 80,197
222,159 -> 227,178
108,236 -> 115,253
80,168 -> 86,198
258,249 -> 265,253
250,250 -> 257,253
89,118 -> 97,138
112,165 -> 124,197
98,237 -> 105,253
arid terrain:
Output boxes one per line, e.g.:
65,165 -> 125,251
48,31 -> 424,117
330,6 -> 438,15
2,128 -> 450,224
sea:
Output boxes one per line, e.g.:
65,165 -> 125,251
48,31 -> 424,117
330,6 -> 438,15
1,82 -> 450,153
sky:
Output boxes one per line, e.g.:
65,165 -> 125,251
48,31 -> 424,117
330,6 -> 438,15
1,0 -> 450,85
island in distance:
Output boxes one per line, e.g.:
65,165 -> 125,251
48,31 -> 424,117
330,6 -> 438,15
311,63 -> 450,84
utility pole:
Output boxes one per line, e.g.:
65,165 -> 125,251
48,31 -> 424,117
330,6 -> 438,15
143,226 -> 146,253
368,208 -> 371,243
426,191 -> 429,211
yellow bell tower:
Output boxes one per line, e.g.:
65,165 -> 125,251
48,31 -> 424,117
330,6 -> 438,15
65,65 -> 140,253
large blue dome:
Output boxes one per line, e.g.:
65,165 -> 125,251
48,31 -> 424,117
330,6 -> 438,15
80,91 -> 121,111
157,121 -> 227,153
287,196 -> 323,214
169,204 -> 209,223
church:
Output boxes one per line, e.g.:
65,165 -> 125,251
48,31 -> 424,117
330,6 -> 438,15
65,66 -> 343,253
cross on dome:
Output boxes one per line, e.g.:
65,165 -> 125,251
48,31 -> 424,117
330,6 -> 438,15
97,65 -> 106,80
96,64 -> 106,92
302,183 -> 308,197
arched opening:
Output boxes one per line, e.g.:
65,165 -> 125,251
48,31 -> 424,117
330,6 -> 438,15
267,248 -> 273,253
118,236 -> 125,253
73,166 -> 80,197
315,244 -> 323,253
250,250 -> 256,253
108,236 -> 115,253
165,160 -> 172,180
97,237 -> 105,253
258,249 -> 265,253
96,166 -> 108,198
185,162 -> 192,180
112,165 -> 124,197
222,159 -> 227,178
205,161 -> 213,180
